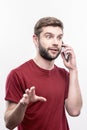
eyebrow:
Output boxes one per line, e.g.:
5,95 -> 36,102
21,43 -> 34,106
44,32 -> 63,37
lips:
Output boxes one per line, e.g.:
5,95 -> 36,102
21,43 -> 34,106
49,48 -> 58,51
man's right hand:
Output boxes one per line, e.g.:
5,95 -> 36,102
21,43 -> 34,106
20,86 -> 47,106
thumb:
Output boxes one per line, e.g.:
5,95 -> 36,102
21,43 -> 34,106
36,95 -> 47,102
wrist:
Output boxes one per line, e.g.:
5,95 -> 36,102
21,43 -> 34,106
19,99 -> 28,108
69,64 -> 78,72
69,68 -> 78,76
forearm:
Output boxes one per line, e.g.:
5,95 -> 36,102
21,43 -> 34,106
66,69 -> 82,116
4,102 -> 28,129
4,87 -> 47,129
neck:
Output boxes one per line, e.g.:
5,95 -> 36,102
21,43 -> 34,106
33,56 -> 54,70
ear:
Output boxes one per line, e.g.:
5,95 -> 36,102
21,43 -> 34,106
33,34 -> 39,47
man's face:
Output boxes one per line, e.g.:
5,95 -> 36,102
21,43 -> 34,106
37,26 -> 63,61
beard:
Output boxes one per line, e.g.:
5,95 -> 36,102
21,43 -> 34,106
38,42 -> 61,61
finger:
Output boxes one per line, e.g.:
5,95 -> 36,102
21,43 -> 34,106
29,86 -> 35,96
36,96 -> 47,102
25,87 -> 35,95
23,93 -> 28,98
25,89 -> 30,95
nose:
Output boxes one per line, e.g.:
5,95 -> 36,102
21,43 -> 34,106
52,38 -> 62,46
52,38 -> 58,45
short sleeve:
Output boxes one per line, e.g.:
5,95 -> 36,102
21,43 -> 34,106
5,69 -> 25,103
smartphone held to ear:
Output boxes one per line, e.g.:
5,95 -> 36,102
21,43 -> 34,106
61,42 -> 70,62
62,50 -> 70,62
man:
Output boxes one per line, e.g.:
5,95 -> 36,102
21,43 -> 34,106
4,17 -> 82,130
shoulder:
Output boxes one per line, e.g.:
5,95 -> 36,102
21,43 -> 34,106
7,59 -> 33,79
54,65 -> 69,77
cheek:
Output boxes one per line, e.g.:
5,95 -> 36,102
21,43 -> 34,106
40,39 -> 48,48
39,37 -> 53,49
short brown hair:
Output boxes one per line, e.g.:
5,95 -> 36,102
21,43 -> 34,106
34,17 -> 64,36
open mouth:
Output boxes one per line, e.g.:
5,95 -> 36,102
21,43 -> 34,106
49,48 -> 58,52
49,49 -> 59,54
49,48 -> 58,51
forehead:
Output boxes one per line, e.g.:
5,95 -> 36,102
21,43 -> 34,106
41,26 -> 63,35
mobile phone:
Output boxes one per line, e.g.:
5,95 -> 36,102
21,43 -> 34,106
61,42 -> 70,62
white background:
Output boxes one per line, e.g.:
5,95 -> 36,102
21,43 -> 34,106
0,0 -> 87,130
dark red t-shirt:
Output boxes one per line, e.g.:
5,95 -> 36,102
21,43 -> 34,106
5,59 -> 70,130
